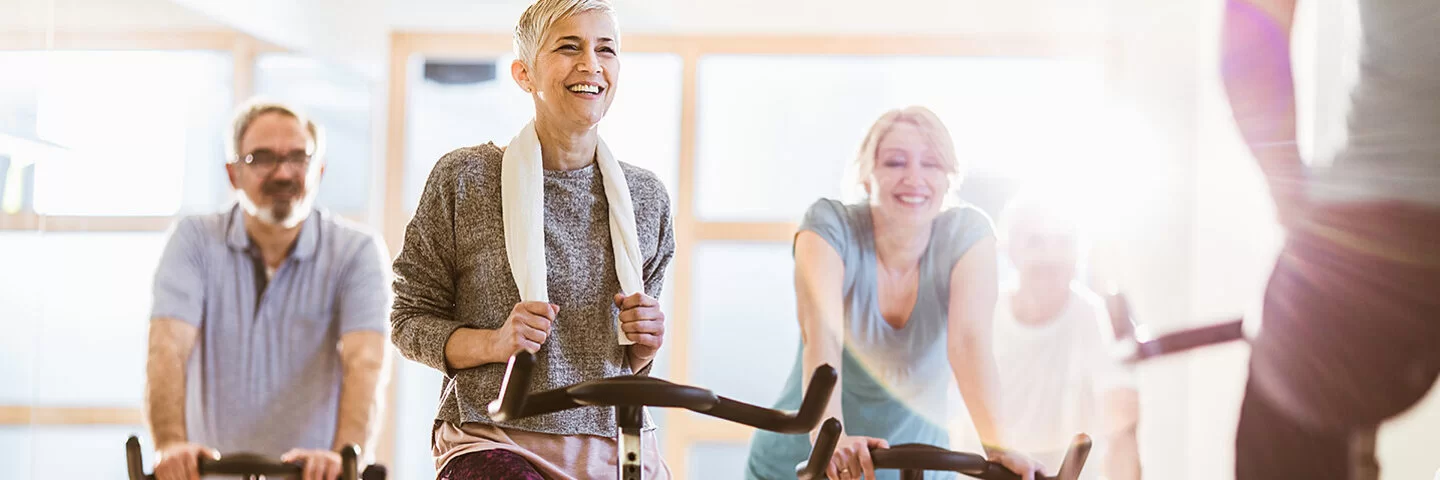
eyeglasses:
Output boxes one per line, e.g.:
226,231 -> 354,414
239,149 -> 312,173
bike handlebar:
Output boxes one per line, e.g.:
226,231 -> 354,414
488,351 -> 837,434
797,418 -> 1093,480
1107,293 -> 1246,363
125,436 -> 362,480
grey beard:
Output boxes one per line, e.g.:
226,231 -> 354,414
236,190 -> 314,228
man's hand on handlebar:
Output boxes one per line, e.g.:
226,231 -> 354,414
153,443 -> 219,480
985,447 -> 1047,480
828,434 -> 889,480
281,448 -> 343,480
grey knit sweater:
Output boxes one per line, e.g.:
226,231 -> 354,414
391,142 -> 675,437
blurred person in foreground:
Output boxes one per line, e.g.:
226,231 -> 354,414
1221,0 -> 1440,478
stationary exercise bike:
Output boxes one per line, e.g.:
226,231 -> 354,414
124,436 -> 387,480
489,350 -> 838,480
795,418 -> 1093,480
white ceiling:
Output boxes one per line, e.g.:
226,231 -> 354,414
0,0 -> 225,31
0,0 -> 1120,85
1,0 -> 1119,35
384,0 -> 1112,35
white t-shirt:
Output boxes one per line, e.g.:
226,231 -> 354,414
992,283 -> 1134,478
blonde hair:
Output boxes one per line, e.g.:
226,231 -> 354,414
225,98 -> 325,163
845,106 -> 963,202
513,0 -> 617,69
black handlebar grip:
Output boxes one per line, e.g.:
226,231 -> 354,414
1054,433 -> 1093,480
199,453 -> 303,476
795,417 -> 843,480
1105,293 -> 1136,342
340,444 -> 361,480
489,351 -> 537,421
1130,319 -> 1245,363
792,364 -> 838,429
125,435 -> 378,480
126,436 -> 151,480
980,433 -> 1093,480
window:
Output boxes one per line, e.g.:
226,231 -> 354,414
403,52 -> 682,216
695,55 -> 1105,222
255,53 -> 377,217
0,51 -> 234,217
688,242 -> 799,408
686,442 -> 752,480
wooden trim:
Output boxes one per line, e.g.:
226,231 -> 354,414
0,214 -> 174,232
232,35 -> 258,105
382,32 -> 413,259
374,357 -> 398,469
694,222 -> 796,243
669,413 -> 756,443
660,46 -> 702,480
0,406 -> 145,425
374,32 -> 415,470
0,31 -> 244,51
391,32 -> 511,58
0,30 -> 288,52
0,212 -> 369,232
391,31 -> 1107,58
653,34 -> 1104,57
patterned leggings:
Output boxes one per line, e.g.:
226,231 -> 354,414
438,450 -> 544,480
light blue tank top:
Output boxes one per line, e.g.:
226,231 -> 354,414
745,199 -> 994,480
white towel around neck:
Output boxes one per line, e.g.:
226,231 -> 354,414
501,120 -> 643,345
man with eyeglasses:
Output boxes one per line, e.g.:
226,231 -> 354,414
145,99 -> 391,480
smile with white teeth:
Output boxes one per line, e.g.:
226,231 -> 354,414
568,84 -> 601,94
898,195 -> 928,205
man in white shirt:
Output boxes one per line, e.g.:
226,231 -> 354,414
991,194 -> 1140,480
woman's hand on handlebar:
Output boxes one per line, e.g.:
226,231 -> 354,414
986,447 -> 1047,480
153,443 -> 218,480
829,434 -> 889,480
496,302 -> 558,358
615,292 -> 666,362
281,448 -> 342,480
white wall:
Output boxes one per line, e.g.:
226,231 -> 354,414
1098,0 -> 1205,476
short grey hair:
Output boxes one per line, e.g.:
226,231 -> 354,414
997,189 -> 1088,252
225,98 -> 325,163
513,0 -> 617,69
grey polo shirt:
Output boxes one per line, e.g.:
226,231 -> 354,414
150,205 -> 390,456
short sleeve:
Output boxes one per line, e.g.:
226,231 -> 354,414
935,205 -> 996,271
150,217 -> 207,327
795,198 -> 852,258
338,234 -> 393,335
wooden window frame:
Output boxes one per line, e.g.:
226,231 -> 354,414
385,31 -> 1109,478
0,29 -> 1109,477
0,31 -> 374,233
